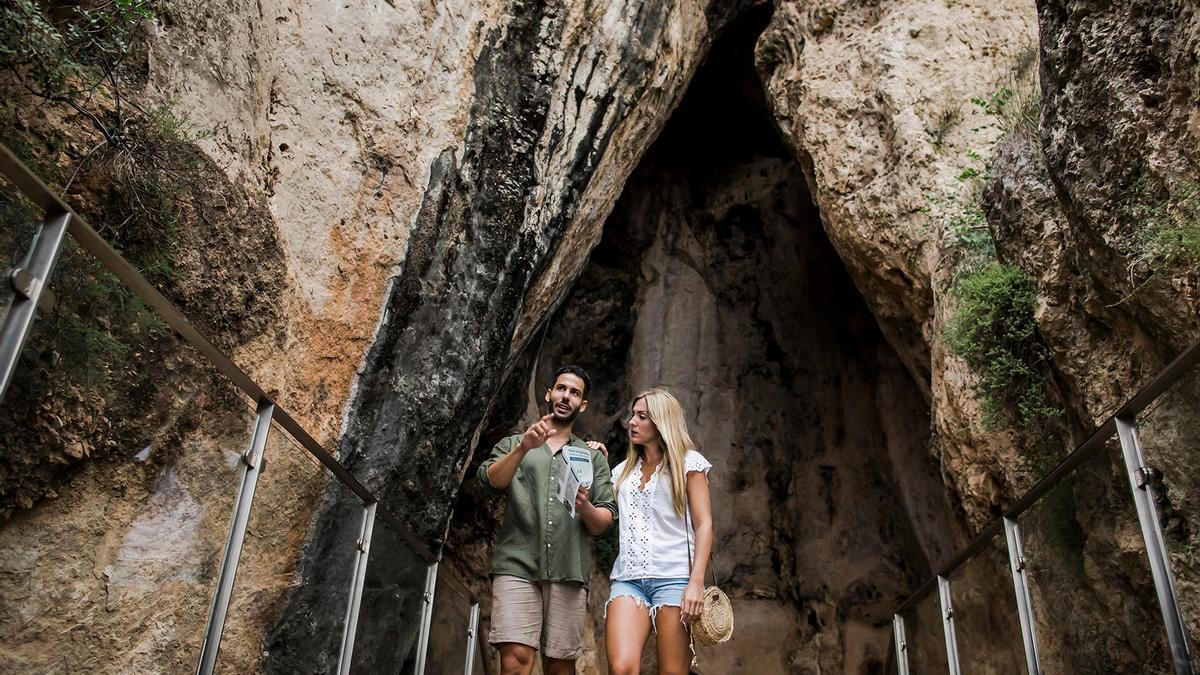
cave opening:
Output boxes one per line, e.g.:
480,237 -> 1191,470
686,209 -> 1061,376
449,7 -> 963,672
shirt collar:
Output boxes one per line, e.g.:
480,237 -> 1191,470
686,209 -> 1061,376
550,434 -> 584,456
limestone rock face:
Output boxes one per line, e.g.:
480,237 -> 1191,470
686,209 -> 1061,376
446,15 -> 971,672
145,0 -> 507,443
259,0 -> 750,670
756,0 -> 1050,528
2,0 -> 731,670
753,0 -> 1200,671
2,0 -> 1200,672
1026,0 -> 1200,414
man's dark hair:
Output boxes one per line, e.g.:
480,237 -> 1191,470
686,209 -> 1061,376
551,365 -> 591,398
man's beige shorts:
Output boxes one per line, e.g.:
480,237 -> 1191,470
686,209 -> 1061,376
488,575 -> 587,660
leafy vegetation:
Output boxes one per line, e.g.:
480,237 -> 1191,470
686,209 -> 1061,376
1130,173 -> 1200,276
969,81 -> 1040,138
924,48 -> 1060,434
970,43 -> 1040,138
945,263 -> 1059,429
1,0 -> 155,143
1,0 -> 187,395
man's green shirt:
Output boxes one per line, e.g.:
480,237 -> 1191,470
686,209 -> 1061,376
478,434 -> 616,585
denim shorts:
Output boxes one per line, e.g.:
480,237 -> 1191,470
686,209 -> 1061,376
606,577 -> 689,630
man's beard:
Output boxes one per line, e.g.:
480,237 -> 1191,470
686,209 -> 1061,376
552,398 -> 580,423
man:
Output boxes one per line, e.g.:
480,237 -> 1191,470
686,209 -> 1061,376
478,365 -> 616,675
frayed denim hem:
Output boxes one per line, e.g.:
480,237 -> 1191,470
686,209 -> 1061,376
604,595 -> 682,634
604,593 -> 647,619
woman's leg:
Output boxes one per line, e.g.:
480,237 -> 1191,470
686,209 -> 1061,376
652,606 -> 693,675
605,596 -> 652,675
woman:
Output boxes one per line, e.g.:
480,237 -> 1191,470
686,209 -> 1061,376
603,388 -> 713,675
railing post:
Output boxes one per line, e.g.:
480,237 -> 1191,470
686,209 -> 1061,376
1115,416 -> 1194,674
938,575 -> 961,675
892,613 -> 910,675
464,601 -> 480,675
0,210 -> 69,402
337,501 -> 377,675
413,561 -> 439,675
1003,517 -> 1043,675
196,400 -> 274,675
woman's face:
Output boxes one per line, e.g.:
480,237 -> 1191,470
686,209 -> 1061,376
628,398 -> 661,446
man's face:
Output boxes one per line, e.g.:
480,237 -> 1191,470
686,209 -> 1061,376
545,373 -> 588,424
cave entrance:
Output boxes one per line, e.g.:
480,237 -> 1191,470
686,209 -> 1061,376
451,7 -> 961,673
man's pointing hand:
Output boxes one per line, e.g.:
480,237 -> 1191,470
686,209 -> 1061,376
520,414 -> 556,450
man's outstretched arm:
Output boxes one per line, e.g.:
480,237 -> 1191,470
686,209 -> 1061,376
483,414 -> 555,490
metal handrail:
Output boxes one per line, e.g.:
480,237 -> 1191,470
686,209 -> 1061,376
0,142 -> 433,562
893,338 -> 1200,615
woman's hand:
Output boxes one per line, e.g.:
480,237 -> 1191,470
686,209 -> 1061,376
585,439 -> 608,458
680,579 -> 705,624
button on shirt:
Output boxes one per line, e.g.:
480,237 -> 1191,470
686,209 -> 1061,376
610,449 -> 712,581
478,434 -> 616,585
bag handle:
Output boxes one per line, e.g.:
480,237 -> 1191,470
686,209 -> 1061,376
684,473 -> 718,588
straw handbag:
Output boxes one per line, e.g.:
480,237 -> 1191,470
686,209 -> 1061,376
685,506 -> 734,646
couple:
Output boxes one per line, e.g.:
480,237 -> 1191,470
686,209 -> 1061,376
478,365 -> 714,675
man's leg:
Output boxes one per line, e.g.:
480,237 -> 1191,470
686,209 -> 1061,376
498,643 -> 537,675
541,654 -> 575,675
540,581 -> 587,675
488,576 -> 544,675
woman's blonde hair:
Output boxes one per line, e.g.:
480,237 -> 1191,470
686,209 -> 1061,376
615,388 -> 696,517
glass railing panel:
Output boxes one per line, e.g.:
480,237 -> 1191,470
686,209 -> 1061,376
472,623 -> 486,675
425,572 -> 474,675
1137,363 -> 1200,668
948,533 -> 1025,673
0,237 -> 256,672
902,588 -> 948,673
0,181 -> 44,318
350,518 -> 428,674
1021,437 -> 1173,674
885,633 -> 900,675
218,422 -> 353,674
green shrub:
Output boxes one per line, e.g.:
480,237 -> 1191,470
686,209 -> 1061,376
0,0 -> 154,105
1,0 -> 180,394
1132,173 -> 1200,273
946,263 -> 1059,429
932,193 -> 995,273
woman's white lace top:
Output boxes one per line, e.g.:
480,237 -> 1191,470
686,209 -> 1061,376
609,449 -> 712,581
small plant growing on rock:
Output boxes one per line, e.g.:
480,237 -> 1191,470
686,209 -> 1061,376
945,263 -> 1059,430
970,43 -> 1041,138
1130,173 -> 1200,276
927,44 -> 1059,437
0,0 -> 155,134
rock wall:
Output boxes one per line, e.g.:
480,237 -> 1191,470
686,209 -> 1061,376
257,0 -> 750,670
445,13 -> 972,672
2,0 -> 733,670
757,0 -> 1049,527
756,0 -> 1200,671
2,0 -> 1199,672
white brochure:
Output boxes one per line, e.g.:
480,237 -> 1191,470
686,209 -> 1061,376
562,445 -> 594,488
557,456 -> 581,518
